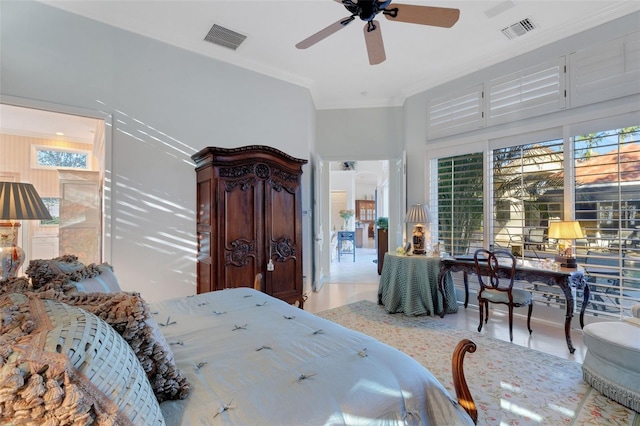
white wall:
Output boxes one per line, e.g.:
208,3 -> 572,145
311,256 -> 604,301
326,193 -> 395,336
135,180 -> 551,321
316,107 -> 404,161
0,1 -> 315,302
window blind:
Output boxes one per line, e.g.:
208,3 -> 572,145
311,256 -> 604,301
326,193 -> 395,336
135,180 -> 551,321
437,152 -> 484,256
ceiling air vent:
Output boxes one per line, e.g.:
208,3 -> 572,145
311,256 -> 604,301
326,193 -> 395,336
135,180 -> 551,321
204,24 -> 247,51
501,18 -> 537,40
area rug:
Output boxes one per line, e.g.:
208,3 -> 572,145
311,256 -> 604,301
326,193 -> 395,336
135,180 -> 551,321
317,300 -> 638,425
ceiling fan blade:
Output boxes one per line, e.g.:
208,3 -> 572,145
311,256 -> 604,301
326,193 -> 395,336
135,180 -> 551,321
364,21 -> 385,65
296,17 -> 353,49
385,4 -> 460,28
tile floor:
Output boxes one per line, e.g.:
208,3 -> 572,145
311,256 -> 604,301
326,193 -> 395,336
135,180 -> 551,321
305,238 -> 587,363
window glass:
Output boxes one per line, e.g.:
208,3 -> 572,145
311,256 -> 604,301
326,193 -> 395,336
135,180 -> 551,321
31,145 -> 91,170
574,127 -> 640,316
492,139 -> 564,253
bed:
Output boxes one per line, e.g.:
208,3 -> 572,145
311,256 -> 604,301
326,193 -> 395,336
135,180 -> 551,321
153,287 -> 476,425
1,257 -> 477,426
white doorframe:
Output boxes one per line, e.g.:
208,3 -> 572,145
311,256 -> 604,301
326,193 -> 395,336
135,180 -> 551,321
316,155 -> 405,286
312,155 -> 330,292
388,153 -> 406,251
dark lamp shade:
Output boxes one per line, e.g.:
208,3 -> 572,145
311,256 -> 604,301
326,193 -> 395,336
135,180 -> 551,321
405,204 -> 430,224
0,182 -> 52,221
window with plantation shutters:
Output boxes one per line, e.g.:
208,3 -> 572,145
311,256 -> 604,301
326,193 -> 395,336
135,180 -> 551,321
487,58 -> 566,126
569,31 -> 640,108
433,126 -> 639,318
437,152 -> 484,256
574,127 -> 640,317
428,85 -> 483,138
492,139 -> 565,251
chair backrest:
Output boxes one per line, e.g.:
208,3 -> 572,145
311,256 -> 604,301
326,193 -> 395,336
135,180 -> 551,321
474,248 -> 516,292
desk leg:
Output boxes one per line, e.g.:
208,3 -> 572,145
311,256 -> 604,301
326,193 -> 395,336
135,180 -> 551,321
558,280 -> 576,354
579,284 -> 590,329
462,272 -> 469,309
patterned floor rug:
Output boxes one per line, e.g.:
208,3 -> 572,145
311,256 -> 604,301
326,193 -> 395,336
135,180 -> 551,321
317,300 -> 638,425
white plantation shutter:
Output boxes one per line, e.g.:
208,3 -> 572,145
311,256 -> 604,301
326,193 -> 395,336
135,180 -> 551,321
437,152 -> 485,256
569,31 -> 640,107
428,85 -> 483,138
574,129 -> 640,317
487,58 -> 566,125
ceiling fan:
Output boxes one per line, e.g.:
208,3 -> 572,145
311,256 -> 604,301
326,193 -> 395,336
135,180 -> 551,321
296,0 -> 460,65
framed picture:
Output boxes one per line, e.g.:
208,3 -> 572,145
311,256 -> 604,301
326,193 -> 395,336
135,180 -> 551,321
404,241 -> 412,255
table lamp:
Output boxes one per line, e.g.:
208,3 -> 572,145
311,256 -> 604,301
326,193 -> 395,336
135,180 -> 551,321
405,204 -> 430,255
548,220 -> 584,268
0,182 -> 52,278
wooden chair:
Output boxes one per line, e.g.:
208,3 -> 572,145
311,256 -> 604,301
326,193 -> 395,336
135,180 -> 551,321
474,248 -> 533,342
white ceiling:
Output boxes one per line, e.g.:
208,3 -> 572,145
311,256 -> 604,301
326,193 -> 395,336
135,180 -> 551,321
37,0 -> 640,110
3,1 -> 639,142
0,104 -> 100,144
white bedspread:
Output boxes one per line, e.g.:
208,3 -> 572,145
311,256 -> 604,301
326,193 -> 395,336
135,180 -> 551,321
152,288 -> 473,425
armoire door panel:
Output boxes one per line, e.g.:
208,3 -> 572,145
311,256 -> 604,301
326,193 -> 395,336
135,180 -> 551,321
265,184 -> 301,303
218,180 -> 259,289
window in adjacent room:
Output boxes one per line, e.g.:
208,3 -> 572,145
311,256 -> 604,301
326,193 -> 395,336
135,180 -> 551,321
31,145 -> 92,170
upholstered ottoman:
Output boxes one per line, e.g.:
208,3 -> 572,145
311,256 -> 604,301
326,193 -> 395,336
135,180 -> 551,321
582,313 -> 640,412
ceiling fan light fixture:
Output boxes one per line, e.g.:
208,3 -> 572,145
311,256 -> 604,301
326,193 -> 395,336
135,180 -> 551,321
296,1 -> 460,65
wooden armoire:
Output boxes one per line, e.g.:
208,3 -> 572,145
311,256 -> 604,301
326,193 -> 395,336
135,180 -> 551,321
192,146 -> 308,307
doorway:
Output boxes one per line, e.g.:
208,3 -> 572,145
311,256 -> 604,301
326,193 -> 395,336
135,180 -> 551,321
327,160 -> 388,284
0,103 -> 107,271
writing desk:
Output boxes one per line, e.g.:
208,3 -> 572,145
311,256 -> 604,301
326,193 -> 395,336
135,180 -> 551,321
378,253 -> 457,317
438,257 -> 590,354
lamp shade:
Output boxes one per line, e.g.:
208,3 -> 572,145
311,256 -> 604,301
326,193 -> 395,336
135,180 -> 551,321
405,204 -> 430,224
548,220 -> 584,240
0,182 -> 52,221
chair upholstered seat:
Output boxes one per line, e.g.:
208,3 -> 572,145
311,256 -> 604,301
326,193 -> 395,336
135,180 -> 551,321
482,287 -> 533,305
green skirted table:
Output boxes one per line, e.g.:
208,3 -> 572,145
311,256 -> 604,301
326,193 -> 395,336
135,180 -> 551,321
378,253 -> 458,316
